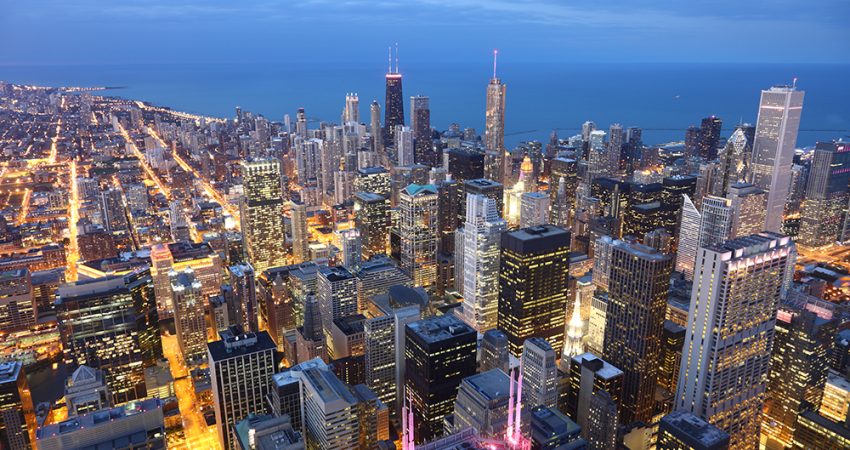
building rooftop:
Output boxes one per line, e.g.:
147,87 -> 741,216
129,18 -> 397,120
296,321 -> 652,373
354,191 -> 387,203
403,183 -> 438,197
0,361 -> 22,384
319,265 -> 353,282
464,178 -> 502,189
660,410 -> 730,447
461,369 -> 510,402
531,406 -> 581,438
37,398 -> 162,439
705,231 -> 792,256
208,327 -> 276,362
332,314 -> 366,336
571,353 -> 623,380
502,225 -> 570,254
407,314 -> 474,345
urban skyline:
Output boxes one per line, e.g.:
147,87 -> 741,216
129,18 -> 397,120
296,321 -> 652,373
2,3 -> 850,450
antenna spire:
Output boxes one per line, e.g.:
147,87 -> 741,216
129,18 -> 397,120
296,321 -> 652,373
493,49 -> 498,79
388,46 -> 392,73
792,76 -> 798,88
395,42 -> 399,74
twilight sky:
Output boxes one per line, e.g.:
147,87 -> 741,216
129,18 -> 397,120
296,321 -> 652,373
2,0 -> 849,65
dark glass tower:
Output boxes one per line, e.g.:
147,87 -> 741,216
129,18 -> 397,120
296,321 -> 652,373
404,314 -> 477,443
697,115 -> 723,160
384,47 -> 404,148
410,95 -> 434,167
497,225 -> 571,357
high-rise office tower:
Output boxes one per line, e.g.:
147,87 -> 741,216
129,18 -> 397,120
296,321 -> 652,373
290,201 -> 309,264
762,305 -> 835,448
520,192 -> 550,228
484,50 -> 507,184
446,148 -> 485,182
522,337 -> 559,411
603,239 -> 672,424
657,411 -> 730,450
799,141 -> 850,248
355,256 -> 412,311
295,138 -> 322,186
405,314 -> 477,443
450,368 -> 511,437
0,362 -> 33,450
479,329 -> 510,374
463,178 -> 504,220
370,100 -> 383,156
100,188 -> 128,233
727,182 -> 766,239
317,266 -> 358,342
364,286 -> 422,418
149,242 -> 223,320
208,326 -> 277,450
749,84 -> 804,233
384,47 -> 404,147
676,233 -> 795,449
396,125 -> 415,166
697,116 -> 723,160
169,268 -> 207,366
699,196 -> 732,248
410,95 -> 434,167
460,194 -> 506,332
0,269 -> 35,333
498,225 -> 571,357
296,107 -> 307,138
566,353 -> 623,432
714,124 -> 755,197
608,123 -> 624,173
296,294 -> 327,363
271,359 -> 387,450
229,263 -> 258,333
675,195 -> 700,280
658,321 -> 686,394
354,193 -> 390,257
240,158 -> 287,273
337,228 -> 362,270
343,93 -> 359,123
57,270 -> 160,404
585,390 -> 619,450
398,184 -> 439,289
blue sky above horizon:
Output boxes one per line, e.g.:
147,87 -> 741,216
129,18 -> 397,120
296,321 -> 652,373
2,0 -> 849,65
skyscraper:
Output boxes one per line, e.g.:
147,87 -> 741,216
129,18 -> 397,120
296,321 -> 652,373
290,201 -> 309,264
697,116 -> 722,160
459,194 -> 506,332
317,266 -> 358,341
484,50 -> 507,184
0,269 -> 35,333
451,368 -> 512,437
208,326 -> 277,450
603,239 -> 672,424
410,95 -> 434,167
229,263 -> 258,333
498,225 -> 571,357
398,184 -> 439,289
762,304 -> 834,448
240,158 -> 287,273
337,228 -> 362,270
384,46 -> 404,147
396,125 -> 415,166
566,353 -> 623,432
676,233 -> 796,449
405,314 -> 477,443
675,195 -> 701,280
727,182 -> 766,239
169,268 -> 207,366
657,411 -> 730,450
714,124 -> 755,197
749,84 -> 804,233
521,337 -> 559,411
343,92 -> 359,123
370,100 -> 383,156
698,196 -> 732,248
56,270 -> 159,405
0,362 -> 33,450
608,123 -> 624,173
520,192 -> 550,228
479,329 -> 510,374
798,140 -> 850,248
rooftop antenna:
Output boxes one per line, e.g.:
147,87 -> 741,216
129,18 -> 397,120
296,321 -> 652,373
388,46 -> 392,73
493,49 -> 499,79
395,42 -> 399,74
792,77 -> 798,88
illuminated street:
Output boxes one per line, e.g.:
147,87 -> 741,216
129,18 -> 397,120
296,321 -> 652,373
161,332 -> 221,450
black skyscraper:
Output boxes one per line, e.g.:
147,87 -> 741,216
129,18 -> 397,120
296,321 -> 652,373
697,116 -> 723,160
384,47 -> 404,147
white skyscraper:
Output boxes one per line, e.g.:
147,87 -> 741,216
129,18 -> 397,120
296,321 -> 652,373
344,93 -> 359,123
676,232 -> 796,449
521,337 -> 559,411
460,194 -> 507,332
520,192 -> 550,228
749,85 -> 804,233
675,195 -> 701,281
396,126 -> 414,166
290,201 -> 309,264
398,184 -> 439,288
699,196 -> 733,249
336,228 -> 362,270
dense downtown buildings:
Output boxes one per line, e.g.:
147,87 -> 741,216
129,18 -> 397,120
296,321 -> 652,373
0,29 -> 845,450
